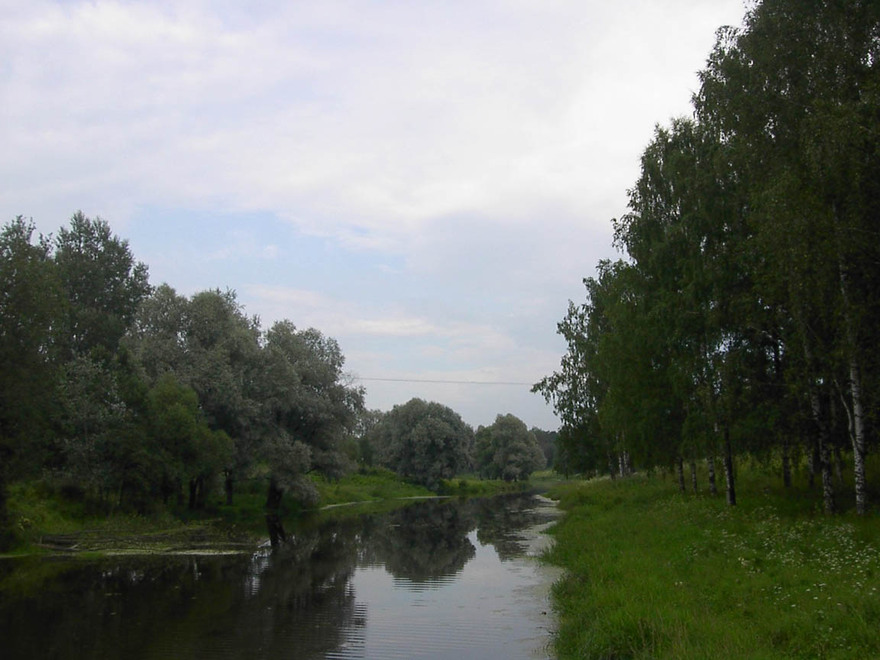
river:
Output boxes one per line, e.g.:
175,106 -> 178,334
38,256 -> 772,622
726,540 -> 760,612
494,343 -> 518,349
1,493 -> 561,659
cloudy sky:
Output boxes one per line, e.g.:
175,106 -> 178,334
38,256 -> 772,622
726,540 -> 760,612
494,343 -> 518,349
1,0 -> 747,430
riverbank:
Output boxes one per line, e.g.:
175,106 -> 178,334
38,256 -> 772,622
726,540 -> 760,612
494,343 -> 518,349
2,469 -> 552,557
3,482 -> 256,557
544,469 -> 880,658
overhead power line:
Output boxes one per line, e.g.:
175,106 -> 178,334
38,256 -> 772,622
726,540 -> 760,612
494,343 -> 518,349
355,376 -> 535,386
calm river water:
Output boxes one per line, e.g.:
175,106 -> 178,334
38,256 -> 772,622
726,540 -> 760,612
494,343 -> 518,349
1,494 -> 561,660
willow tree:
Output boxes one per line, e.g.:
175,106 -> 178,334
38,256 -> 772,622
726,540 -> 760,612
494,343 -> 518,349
475,414 -> 545,481
259,321 -> 364,510
371,398 -> 473,491
126,287 -> 264,505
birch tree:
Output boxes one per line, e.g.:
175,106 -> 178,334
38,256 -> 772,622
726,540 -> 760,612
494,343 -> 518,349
696,0 -> 880,513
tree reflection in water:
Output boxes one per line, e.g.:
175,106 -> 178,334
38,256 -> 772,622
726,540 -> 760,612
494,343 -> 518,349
467,494 -> 553,560
367,499 -> 477,585
0,494 -> 557,660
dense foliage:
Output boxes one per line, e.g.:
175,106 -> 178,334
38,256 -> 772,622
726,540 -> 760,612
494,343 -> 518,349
368,398 -> 474,491
535,0 -> 880,514
474,414 -> 546,481
0,213 -> 365,547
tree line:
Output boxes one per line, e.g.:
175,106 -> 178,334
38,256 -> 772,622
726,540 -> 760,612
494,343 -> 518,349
360,401 -> 549,491
1,212 -> 365,517
0,212 -> 553,547
535,0 -> 880,514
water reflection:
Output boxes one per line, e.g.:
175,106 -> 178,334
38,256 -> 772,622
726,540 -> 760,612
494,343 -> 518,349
1,494 -> 558,660
370,500 -> 476,586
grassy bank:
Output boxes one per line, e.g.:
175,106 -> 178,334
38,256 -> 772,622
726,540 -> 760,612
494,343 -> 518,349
4,482 -> 245,556
311,468 -> 435,505
4,468 -> 552,555
544,469 -> 880,658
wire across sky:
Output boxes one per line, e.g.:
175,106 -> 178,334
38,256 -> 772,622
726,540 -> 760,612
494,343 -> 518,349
355,377 -> 536,387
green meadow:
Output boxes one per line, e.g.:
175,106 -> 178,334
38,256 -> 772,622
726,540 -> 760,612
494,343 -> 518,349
544,466 -> 880,659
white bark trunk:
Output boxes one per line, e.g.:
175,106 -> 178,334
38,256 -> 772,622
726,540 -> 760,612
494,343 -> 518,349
836,208 -> 866,514
723,428 -> 736,506
675,456 -> 686,494
847,352 -> 867,514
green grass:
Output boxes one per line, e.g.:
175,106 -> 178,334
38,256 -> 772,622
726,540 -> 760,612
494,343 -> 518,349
4,481 -> 209,556
312,468 -> 556,504
529,469 -> 570,492
544,470 -> 880,659
436,470 -> 568,496
438,476 -> 529,496
311,467 -> 435,505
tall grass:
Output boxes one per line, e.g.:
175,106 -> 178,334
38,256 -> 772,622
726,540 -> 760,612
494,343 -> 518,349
5,482 -> 189,554
545,467 -> 880,659
310,467 -> 434,505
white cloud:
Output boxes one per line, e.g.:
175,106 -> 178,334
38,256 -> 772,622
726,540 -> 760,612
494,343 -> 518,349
245,284 -> 515,349
1,0 -> 744,238
1,0 -> 749,428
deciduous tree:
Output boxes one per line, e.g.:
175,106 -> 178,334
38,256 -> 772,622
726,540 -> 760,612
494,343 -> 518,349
54,212 -> 151,358
475,414 -> 545,481
372,399 -> 473,491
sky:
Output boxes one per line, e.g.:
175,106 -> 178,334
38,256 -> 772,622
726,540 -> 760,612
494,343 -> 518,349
1,0 -> 748,431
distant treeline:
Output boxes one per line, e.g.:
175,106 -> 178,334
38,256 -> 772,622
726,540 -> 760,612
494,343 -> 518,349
0,212 -> 555,548
535,0 -> 880,514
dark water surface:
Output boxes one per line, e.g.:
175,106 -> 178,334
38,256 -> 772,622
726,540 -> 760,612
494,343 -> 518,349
1,494 -> 560,659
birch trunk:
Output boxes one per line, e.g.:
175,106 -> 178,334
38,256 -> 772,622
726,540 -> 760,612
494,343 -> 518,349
676,456 -> 686,494
834,445 -> 844,486
809,443 -> 819,490
809,392 -> 836,515
820,437 -> 836,515
837,208 -> 868,515
723,427 -> 736,506
801,322 -> 836,514
781,437 -> 792,488
707,454 -> 717,496
848,354 -> 867,515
